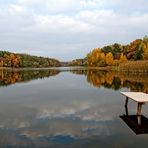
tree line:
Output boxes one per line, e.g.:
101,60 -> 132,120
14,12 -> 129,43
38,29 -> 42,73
69,36 -> 148,67
0,36 -> 148,68
87,36 -> 148,67
0,51 -> 61,68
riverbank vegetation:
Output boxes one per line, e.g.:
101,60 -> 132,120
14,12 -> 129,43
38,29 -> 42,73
68,58 -> 87,66
86,36 -> 148,68
0,51 -> 61,68
0,36 -> 148,71
69,36 -> 148,72
120,61 -> 148,73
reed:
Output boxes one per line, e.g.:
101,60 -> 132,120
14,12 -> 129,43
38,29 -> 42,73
120,60 -> 148,73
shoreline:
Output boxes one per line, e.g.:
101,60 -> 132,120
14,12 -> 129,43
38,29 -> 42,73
0,64 -> 148,73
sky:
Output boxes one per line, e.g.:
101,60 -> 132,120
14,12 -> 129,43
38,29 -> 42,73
0,0 -> 148,61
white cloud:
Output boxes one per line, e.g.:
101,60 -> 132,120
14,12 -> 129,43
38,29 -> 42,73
0,0 -> 148,60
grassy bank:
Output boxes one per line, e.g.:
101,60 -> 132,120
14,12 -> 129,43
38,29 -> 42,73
120,60 -> 148,73
85,60 -> 148,73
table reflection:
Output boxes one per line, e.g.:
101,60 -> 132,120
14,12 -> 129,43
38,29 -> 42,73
120,105 -> 148,135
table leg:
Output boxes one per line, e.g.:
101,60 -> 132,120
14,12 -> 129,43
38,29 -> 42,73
125,105 -> 129,116
137,115 -> 141,126
137,103 -> 143,115
125,97 -> 128,107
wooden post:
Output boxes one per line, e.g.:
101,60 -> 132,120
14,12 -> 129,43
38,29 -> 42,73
125,97 -> 128,107
125,105 -> 129,116
137,103 -> 143,115
137,115 -> 141,126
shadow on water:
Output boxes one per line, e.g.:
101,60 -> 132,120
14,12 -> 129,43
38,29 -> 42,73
120,115 -> 148,135
120,104 -> 148,135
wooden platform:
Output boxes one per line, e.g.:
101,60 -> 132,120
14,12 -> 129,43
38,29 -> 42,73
121,92 -> 148,103
121,92 -> 148,115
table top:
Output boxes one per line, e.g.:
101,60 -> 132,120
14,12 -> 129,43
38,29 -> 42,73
121,92 -> 148,103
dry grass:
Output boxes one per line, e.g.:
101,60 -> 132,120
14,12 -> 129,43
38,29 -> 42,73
120,60 -> 148,73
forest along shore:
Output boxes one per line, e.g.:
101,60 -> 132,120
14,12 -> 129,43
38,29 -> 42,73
0,36 -> 148,73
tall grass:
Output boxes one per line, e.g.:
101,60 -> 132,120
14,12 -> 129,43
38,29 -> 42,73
120,60 -> 148,73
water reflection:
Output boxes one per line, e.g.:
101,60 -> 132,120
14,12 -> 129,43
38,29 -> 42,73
0,68 -> 148,93
120,103 -> 148,135
120,115 -> 148,135
0,68 -> 148,147
120,97 -> 148,135
72,69 -> 148,93
0,68 -> 60,86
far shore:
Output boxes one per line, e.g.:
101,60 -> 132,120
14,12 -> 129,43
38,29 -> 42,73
0,61 -> 148,74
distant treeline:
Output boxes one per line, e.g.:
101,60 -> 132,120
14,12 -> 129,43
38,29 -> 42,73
0,51 -> 61,68
0,36 -> 148,68
69,36 -> 148,67
68,58 -> 87,66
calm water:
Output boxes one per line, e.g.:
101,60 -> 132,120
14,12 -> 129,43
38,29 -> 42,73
0,68 -> 148,148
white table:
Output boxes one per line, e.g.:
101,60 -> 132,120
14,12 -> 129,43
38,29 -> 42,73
121,92 -> 148,115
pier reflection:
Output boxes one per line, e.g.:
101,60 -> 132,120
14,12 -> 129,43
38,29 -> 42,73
120,115 -> 148,135
120,105 -> 148,135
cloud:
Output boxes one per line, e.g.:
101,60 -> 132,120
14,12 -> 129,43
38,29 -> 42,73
0,0 -> 148,60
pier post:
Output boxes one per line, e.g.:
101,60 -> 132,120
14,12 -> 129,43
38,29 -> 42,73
125,97 -> 129,107
125,105 -> 129,116
137,103 -> 143,115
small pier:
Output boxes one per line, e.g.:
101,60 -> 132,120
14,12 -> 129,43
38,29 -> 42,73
121,92 -> 148,115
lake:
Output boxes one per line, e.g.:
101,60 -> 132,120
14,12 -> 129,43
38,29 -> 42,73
0,68 -> 148,148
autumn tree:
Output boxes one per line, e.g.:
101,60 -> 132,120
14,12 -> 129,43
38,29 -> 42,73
126,39 -> 143,60
99,52 -> 106,66
0,58 -> 3,67
119,53 -> 128,63
142,36 -> 148,60
0,50 -> 61,68
112,43 -> 122,59
87,48 -> 107,67
87,48 -> 102,66
106,52 -> 114,66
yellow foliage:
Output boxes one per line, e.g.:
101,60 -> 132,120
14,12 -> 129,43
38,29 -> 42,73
113,60 -> 120,66
119,53 -> 128,63
9,53 -> 15,61
87,48 -> 103,66
100,53 -> 105,61
0,59 -> 3,67
106,52 -> 114,66
142,38 -> 148,60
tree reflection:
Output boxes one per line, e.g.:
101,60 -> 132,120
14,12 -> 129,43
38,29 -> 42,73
0,69 -> 60,86
0,68 -> 148,93
71,69 -> 148,93
86,70 -> 122,90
